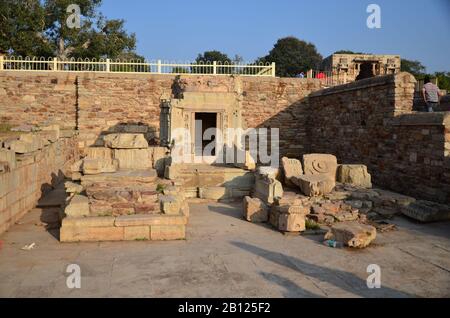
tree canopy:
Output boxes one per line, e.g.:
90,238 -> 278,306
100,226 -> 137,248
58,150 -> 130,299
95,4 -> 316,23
195,50 -> 231,64
0,0 -> 139,59
401,59 -> 427,77
259,37 -> 322,77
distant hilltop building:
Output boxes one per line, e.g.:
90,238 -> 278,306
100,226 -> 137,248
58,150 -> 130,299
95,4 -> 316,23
321,53 -> 401,82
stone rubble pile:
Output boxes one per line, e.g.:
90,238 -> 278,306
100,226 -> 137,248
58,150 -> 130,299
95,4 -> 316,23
243,153 -> 381,248
243,152 -> 450,247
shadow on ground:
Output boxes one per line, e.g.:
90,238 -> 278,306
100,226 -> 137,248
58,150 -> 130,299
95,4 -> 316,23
231,241 -> 413,298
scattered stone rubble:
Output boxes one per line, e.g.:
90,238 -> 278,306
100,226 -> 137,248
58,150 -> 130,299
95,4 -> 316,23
242,153 -> 450,248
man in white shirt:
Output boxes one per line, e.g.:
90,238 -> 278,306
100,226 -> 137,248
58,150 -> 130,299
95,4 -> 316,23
422,76 -> 443,112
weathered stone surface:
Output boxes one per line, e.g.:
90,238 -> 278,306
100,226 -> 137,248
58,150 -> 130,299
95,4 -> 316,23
303,153 -> 338,180
337,164 -> 372,188
124,226 -> 150,241
199,187 -> 228,200
64,195 -> 90,218
254,176 -> 283,204
243,196 -> 268,223
113,149 -> 152,170
292,174 -> 335,197
278,213 -> 306,232
71,172 -> 82,181
103,133 -> 148,149
257,166 -> 279,180
277,204 -> 310,215
60,226 -> 124,242
71,160 -> 83,173
150,225 -> 185,240
9,139 -> 39,154
64,181 -> 84,194
115,214 -> 187,227
85,147 -> 113,160
274,192 -> 309,206
325,222 -> 376,248
41,124 -> 60,140
401,200 -> 450,222
281,157 -> 303,187
0,149 -> 15,170
159,195 -> 180,215
62,216 -> 115,227
82,158 -> 119,175
81,170 -> 158,186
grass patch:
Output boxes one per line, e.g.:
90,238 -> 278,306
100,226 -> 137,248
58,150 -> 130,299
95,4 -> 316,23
156,183 -> 166,194
135,238 -> 149,241
306,219 -> 321,230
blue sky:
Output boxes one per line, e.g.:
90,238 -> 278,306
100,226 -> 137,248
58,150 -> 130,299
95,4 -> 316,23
100,0 -> 450,73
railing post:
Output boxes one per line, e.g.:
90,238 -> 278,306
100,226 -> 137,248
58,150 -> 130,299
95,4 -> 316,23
53,57 -> 58,71
0,55 -> 4,71
157,60 -> 162,74
271,62 -> 276,77
213,61 -> 217,75
106,58 -> 111,72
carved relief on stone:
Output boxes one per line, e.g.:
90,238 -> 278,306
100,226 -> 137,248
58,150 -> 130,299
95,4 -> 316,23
303,154 -> 338,180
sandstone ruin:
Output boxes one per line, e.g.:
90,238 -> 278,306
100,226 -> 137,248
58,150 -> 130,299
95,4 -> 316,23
0,69 -> 449,248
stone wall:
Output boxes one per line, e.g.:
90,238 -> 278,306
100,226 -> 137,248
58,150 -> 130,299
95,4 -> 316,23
0,131 -> 78,234
0,72 -> 77,129
0,71 -> 320,157
241,77 -> 321,157
308,72 -> 450,203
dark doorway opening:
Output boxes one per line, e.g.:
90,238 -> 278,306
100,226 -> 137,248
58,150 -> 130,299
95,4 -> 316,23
195,112 -> 217,156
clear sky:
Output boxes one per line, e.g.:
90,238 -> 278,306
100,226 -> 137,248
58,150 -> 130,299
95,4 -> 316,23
100,0 -> 450,73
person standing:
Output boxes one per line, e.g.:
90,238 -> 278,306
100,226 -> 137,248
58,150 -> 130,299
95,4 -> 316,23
422,76 -> 442,112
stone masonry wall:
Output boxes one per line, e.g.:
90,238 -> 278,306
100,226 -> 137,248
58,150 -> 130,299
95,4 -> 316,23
0,132 -> 78,235
0,72 -> 77,129
241,77 -> 321,158
0,71 -> 320,157
308,73 -> 450,203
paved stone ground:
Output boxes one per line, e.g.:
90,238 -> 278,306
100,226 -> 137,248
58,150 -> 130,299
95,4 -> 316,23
0,200 -> 449,298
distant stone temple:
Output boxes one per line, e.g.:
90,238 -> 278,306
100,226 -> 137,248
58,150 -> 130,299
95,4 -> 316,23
321,53 -> 401,82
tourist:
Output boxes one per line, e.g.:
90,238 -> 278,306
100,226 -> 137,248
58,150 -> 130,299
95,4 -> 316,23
422,75 -> 442,112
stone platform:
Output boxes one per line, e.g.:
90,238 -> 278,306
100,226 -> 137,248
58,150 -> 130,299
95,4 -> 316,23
166,164 -> 255,200
61,214 -> 187,242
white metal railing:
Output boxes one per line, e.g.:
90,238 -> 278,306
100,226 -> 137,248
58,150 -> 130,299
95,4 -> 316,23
0,55 -> 276,77
306,70 -> 348,87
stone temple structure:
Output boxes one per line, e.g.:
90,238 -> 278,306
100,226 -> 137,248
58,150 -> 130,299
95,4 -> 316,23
0,67 -> 449,243
321,53 -> 401,82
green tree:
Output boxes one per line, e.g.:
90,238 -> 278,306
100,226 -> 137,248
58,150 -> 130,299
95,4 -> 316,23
195,50 -> 231,64
260,37 -> 322,77
401,59 -> 427,77
0,0 -> 138,60
434,72 -> 450,92
0,0 -> 51,56
193,50 -> 231,74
